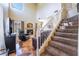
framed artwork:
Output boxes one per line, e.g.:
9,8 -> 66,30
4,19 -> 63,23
27,23 -> 33,28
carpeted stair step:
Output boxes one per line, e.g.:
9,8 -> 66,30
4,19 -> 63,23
61,21 -> 78,26
44,53 -> 52,56
57,29 -> 78,33
65,25 -> 78,29
52,36 -> 78,47
62,15 -> 78,22
46,46 -> 69,56
55,32 -> 78,39
50,41 -> 77,56
59,25 -> 78,30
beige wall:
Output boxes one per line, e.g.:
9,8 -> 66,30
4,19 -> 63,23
61,3 -> 78,19
9,3 -> 41,36
9,3 -> 36,21
67,3 -> 77,18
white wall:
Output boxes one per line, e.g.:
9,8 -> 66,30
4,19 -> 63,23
36,3 -> 61,28
68,9 -> 77,17
0,4 -> 9,36
2,4 -> 9,36
0,5 -> 6,55
36,3 -> 61,19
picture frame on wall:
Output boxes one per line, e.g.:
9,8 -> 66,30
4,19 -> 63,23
27,23 -> 33,28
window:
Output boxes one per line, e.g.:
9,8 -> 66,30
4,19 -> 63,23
12,3 -> 23,10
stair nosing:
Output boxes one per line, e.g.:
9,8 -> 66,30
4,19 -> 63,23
52,36 -> 77,46
56,32 -> 78,35
57,29 -> 78,31
53,36 -> 77,41
50,41 -> 77,52
46,46 -> 69,56
57,29 -> 78,32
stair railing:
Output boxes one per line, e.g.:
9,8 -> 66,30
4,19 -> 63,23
38,16 -> 53,49
38,11 -> 60,49
39,9 -> 62,55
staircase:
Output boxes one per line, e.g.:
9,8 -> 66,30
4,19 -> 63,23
41,15 -> 78,56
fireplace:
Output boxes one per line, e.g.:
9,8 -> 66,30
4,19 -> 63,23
27,29 -> 33,35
